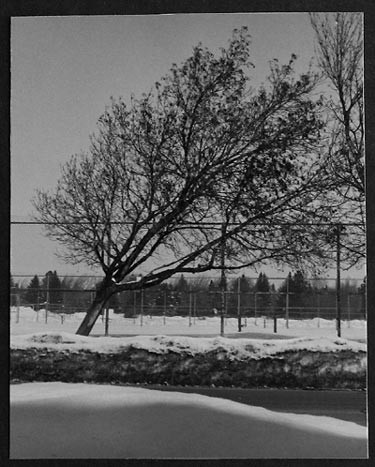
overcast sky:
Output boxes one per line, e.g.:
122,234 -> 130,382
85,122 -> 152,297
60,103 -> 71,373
10,13 -> 365,280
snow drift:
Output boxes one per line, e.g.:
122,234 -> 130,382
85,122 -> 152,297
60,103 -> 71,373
10,382 -> 367,458
10,307 -> 367,342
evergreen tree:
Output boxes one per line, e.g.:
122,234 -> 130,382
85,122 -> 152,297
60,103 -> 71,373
60,276 -> 94,314
116,288 -> 135,317
278,270 -> 312,316
188,277 -> 211,317
108,291 -> 121,313
173,275 -> 190,315
151,283 -> 173,316
208,279 -> 221,314
42,271 -> 63,310
10,275 -> 19,307
358,277 -> 366,319
115,275 -> 138,317
292,271 -> 311,294
228,275 -> 253,315
254,273 -> 271,314
291,270 -> 312,313
277,272 -> 292,310
255,273 -> 270,292
24,275 -> 42,309
175,275 -> 189,293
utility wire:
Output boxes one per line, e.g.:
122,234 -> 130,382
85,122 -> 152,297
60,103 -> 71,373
11,220 -> 362,227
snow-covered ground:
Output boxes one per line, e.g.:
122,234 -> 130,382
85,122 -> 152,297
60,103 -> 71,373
10,307 -> 367,341
10,308 -> 368,458
10,382 -> 367,458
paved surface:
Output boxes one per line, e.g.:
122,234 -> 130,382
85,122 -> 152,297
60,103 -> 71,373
134,385 -> 367,426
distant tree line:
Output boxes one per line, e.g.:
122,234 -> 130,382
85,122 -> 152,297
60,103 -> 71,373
10,271 -> 90,313
11,270 -> 366,318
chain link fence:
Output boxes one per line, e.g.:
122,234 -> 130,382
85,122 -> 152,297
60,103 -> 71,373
11,220 -> 366,338
10,275 -> 366,336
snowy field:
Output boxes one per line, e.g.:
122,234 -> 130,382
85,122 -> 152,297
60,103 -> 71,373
10,382 -> 367,459
10,306 -> 367,341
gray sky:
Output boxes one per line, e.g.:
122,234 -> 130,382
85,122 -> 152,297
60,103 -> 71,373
10,13 -> 365,280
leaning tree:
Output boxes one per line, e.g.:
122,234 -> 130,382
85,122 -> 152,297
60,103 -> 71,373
33,27 -> 336,336
310,13 -> 365,264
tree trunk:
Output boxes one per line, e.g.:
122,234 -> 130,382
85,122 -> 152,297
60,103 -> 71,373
76,286 -> 112,336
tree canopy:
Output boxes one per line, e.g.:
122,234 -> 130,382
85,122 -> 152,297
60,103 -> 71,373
33,27 -> 337,335
310,13 -> 364,263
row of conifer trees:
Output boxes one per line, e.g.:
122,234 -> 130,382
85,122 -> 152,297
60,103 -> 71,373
10,271 -> 366,319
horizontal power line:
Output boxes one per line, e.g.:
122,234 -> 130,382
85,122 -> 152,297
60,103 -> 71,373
10,220 -> 363,227
11,274 -> 103,278
11,288 -> 98,293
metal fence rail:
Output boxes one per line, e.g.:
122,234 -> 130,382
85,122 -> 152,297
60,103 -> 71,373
10,289 -> 366,316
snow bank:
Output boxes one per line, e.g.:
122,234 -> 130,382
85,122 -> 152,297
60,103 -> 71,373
11,331 -> 366,359
10,382 -> 367,458
11,331 -> 367,389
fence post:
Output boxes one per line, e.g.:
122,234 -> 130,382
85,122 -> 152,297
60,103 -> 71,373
347,294 -> 351,328
140,288 -> 144,327
45,271 -> 52,324
193,292 -> 197,325
336,224 -> 342,338
133,290 -> 136,324
285,276 -> 290,329
220,222 -> 226,337
37,289 -> 40,317
104,223 -> 111,336
16,293 -> 20,323
188,288 -> 192,327
237,277 -> 242,332
272,291 -> 277,333
317,292 -> 320,328
163,290 -> 167,325
122,291 -> 126,318
254,292 -> 258,326
104,306 -> 109,336
225,292 -> 228,326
